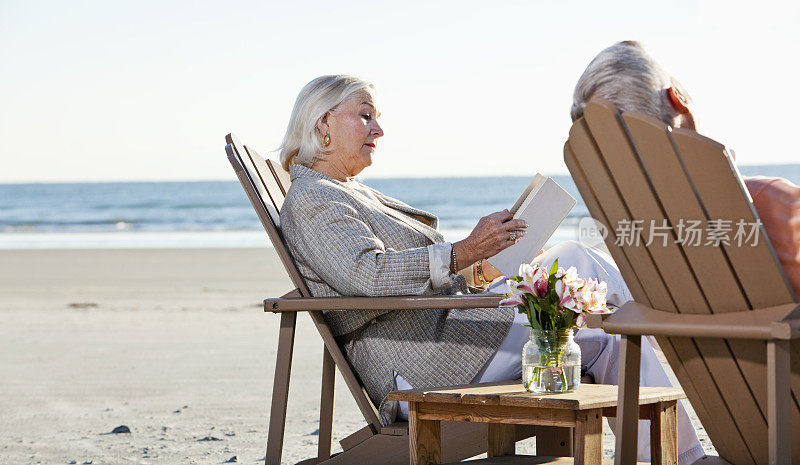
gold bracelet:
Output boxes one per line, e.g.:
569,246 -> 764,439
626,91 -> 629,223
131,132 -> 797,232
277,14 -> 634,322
476,259 -> 489,285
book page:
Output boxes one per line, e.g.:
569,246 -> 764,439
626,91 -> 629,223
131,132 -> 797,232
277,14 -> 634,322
487,177 -> 576,276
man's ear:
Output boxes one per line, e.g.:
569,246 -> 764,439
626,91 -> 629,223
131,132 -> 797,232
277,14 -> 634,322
666,87 -> 696,130
667,87 -> 691,114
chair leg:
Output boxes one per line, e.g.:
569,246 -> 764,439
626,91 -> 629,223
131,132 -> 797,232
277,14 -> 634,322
767,339 -> 791,465
266,312 -> 297,465
615,334 -> 641,465
318,346 -> 335,460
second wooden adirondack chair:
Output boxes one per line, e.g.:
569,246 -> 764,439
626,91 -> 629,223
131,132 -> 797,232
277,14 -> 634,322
565,99 -> 799,465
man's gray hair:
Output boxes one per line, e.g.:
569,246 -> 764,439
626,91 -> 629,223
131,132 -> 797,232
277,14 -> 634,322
279,75 -> 374,171
571,41 -> 684,125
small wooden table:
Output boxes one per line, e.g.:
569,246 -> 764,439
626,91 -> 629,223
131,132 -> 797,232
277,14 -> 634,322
388,381 -> 684,465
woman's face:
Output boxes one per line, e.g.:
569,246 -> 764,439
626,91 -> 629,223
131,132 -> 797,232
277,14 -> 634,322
322,90 -> 384,178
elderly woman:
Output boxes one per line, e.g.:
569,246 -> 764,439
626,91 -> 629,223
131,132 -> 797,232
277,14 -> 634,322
278,75 -> 701,462
278,75 -> 524,421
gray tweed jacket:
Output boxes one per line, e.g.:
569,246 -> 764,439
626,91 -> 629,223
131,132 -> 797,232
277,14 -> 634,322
280,164 -> 514,424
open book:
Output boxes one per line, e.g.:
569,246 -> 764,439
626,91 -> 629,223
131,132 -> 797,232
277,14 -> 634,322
486,174 -> 577,277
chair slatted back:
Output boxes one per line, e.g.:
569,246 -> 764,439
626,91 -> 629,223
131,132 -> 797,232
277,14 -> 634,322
266,158 -> 291,197
225,133 -> 383,431
565,100 -> 799,465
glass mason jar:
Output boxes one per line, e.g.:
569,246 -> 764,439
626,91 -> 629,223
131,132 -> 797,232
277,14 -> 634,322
522,329 -> 581,393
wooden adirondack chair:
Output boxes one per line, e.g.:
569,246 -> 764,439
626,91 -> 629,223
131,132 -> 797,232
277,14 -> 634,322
564,100 -> 800,465
224,133 -> 572,465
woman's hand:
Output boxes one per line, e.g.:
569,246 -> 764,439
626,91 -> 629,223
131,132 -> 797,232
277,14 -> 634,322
453,210 -> 527,269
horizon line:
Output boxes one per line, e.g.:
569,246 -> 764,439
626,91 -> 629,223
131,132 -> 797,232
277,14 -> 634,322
1,162 -> 798,185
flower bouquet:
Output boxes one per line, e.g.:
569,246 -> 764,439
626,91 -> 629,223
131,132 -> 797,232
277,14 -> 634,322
500,259 -> 613,393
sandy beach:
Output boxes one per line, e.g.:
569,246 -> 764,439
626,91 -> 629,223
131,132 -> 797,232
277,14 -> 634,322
0,247 -> 715,464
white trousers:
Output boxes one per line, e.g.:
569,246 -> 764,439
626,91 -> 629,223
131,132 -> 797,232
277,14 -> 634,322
397,241 -> 705,465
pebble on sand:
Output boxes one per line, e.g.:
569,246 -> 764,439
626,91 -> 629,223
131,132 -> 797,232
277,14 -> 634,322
110,426 -> 130,434
224,456 -> 237,463
67,302 -> 99,309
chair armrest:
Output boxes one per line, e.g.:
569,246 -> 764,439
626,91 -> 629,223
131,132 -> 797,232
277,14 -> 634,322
587,301 -> 800,340
265,293 -> 505,313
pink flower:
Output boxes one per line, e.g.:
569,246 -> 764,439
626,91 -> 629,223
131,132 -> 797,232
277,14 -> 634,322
532,266 -> 549,297
503,257 -> 613,328
561,266 -> 585,290
511,264 -> 544,296
555,279 -> 578,311
500,294 -> 525,306
518,263 -> 536,279
575,279 -> 609,314
500,279 -> 526,307
516,279 -> 536,295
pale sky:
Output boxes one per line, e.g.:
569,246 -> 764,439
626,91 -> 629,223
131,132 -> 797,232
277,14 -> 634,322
0,0 -> 797,183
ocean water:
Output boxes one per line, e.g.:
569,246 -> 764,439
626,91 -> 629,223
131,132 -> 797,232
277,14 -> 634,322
1,165 -> 798,249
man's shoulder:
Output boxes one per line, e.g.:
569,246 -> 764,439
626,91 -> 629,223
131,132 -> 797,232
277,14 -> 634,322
744,176 -> 800,203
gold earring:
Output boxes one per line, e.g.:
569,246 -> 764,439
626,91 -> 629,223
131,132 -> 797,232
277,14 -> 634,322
323,134 -> 331,146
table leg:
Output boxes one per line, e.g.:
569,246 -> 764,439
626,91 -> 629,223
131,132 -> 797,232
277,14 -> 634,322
574,408 -> 603,465
536,426 -> 573,456
649,400 -> 678,465
409,402 -> 441,465
487,423 -> 515,457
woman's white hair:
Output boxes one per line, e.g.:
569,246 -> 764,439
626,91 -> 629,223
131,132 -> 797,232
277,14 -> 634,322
570,41 -> 688,125
279,75 -> 374,171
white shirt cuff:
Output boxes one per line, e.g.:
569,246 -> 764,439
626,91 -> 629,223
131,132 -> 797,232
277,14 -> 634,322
427,242 -> 454,290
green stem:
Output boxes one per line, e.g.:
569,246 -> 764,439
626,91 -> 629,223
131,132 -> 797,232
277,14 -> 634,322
537,347 -> 568,393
